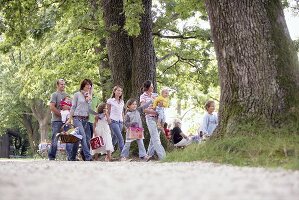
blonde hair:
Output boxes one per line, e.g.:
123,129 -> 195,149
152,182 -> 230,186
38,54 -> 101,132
161,87 -> 169,95
173,118 -> 182,127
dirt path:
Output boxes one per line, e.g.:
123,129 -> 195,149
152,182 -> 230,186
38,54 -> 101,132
0,160 -> 298,200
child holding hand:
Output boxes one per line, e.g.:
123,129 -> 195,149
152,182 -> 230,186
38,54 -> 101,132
92,103 -> 114,161
120,98 -> 152,161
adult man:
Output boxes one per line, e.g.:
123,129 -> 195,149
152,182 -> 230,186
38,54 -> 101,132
48,79 -> 72,160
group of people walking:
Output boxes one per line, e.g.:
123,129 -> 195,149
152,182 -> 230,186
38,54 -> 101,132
48,79 -> 167,161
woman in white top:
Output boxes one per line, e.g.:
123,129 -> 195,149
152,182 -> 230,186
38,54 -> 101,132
107,85 -> 125,152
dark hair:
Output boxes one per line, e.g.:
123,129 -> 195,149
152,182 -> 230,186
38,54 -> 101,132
164,122 -> 168,129
143,80 -> 152,92
110,85 -> 123,100
204,100 -> 215,111
80,79 -> 92,91
97,103 -> 106,114
125,98 -> 137,113
56,79 -> 65,86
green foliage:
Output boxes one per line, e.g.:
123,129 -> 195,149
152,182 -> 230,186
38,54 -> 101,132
0,0 -> 220,156
124,0 -> 144,36
164,126 -> 299,170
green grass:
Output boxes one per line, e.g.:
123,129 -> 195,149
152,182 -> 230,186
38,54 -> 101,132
164,133 -> 299,170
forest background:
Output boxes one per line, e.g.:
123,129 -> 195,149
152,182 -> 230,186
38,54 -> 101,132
0,0 -> 298,165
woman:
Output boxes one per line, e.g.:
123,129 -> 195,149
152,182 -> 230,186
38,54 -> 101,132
140,80 -> 166,160
67,79 -> 96,161
107,85 -> 125,152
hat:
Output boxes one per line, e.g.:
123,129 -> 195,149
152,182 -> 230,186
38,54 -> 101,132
60,98 -> 72,107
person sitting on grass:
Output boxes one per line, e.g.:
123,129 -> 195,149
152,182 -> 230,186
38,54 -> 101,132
171,119 -> 191,147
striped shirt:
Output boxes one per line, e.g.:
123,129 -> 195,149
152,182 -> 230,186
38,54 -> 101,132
140,92 -> 158,117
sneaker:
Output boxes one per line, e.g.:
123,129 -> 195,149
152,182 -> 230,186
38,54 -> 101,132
141,155 -> 151,162
120,157 -> 132,162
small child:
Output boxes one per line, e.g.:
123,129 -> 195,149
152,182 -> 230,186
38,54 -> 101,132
120,98 -> 152,161
163,122 -> 171,140
200,100 -> 218,139
152,88 -> 169,129
60,96 -> 72,131
92,103 -> 114,161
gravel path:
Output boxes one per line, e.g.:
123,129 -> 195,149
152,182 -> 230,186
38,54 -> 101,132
0,160 -> 298,200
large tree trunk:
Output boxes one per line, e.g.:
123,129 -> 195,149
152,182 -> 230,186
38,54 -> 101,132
102,0 -> 156,99
131,0 -> 156,98
102,0 -> 133,99
21,113 -> 39,154
30,99 -> 50,143
205,0 -> 299,134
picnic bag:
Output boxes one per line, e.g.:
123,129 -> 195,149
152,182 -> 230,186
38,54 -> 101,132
57,124 -> 82,143
128,127 -> 144,139
90,136 -> 105,150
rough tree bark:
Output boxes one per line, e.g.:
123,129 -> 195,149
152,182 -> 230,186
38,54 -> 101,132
205,0 -> 299,134
102,0 -> 133,99
21,113 -> 39,154
102,0 -> 156,99
131,0 -> 157,98
30,99 -> 50,143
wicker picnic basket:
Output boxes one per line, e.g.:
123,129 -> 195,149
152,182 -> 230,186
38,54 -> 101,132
56,124 -> 81,143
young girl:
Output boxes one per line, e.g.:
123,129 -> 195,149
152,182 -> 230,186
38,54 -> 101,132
60,96 -> 72,124
200,100 -> 218,138
120,98 -> 152,161
107,85 -> 125,152
92,103 -> 114,161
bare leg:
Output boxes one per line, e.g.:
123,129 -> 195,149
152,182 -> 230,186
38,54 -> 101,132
105,151 -> 111,162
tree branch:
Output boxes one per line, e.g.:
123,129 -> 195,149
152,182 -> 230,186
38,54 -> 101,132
156,52 -> 175,63
153,32 -> 197,39
162,58 -> 180,74
79,26 -> 96,32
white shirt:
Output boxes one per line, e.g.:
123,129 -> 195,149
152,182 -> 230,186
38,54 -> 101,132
61,110 -> 70,123
200,112 -> 218,136
107,98 -> 124,122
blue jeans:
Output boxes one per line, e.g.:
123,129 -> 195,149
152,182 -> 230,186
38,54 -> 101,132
48,121 -> 73,160
146,116 -> 166,160
69,117 -> 92,161
121,139 -> 147,158
85,122 -> 94,139
110,120 -> 124,152
156,106 -> 165,123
